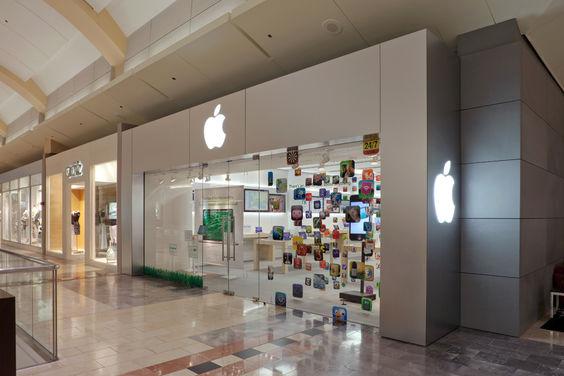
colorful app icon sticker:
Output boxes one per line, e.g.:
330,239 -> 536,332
291,205 -> 303,221
345,206 -> 361,223
376,281 -> 381,297
305,277 -> 312,286
275,292 -> 287,307
365,285 -> 374,295
322,243 -> 330,252
330,263 -> 341,277
333,216 -> 338,223
276,178 -> 287,193
292,236 -> 303,250
305,225 -> 313,234
293,284 -> 303,298
294,257 -> 302,269
287,146 -> 299,165
294,187 -> 306,200
349,261 -> 366,280
313,217 -> 321,229
359,180 -> 374,200
343,185 -> 348,193
313,200 -> 321,209
330,192 -> 342,206
365,265 -> 375,282
332,306 -> 348,323
268,265 -> 274,280
294,167 -> 302,176
313,174 -> 323,186
319,188 -> 328,198
364,240 -> 374,256
283,252 -> 293,265
305,177 -> 312,186
332,229 -> 340,240
272,226 -> 284,240
313,274 -> 326,289
352,177 -> 357,183
333,248 -> 340,258
314,247 -> 323,261
340,160 -> 355,178
267,171 -> 274,186
319,211 -> 326,220
361,298 -> 372,312
332,175 -> 340,185
297,244 -> 308,256
362,168 -> 374,181
323,175 -> 331,185
305,211 -> 312,219
320,223 -> 327,232
305,262 -> 312,271
283,232 -> 291,240
305,192 -> 312,202
320,260 -> 327,269
363,222 -> 373,232
352,185 -> 358,192
298,231 -> 307,239
375,175 -> 381,182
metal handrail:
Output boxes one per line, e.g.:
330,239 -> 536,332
0,248 -> 59,269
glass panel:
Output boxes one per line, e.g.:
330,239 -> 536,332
10,190 -> 18,242
19,188 -> 30,244
47,174 -> 63,253
10,179 -> 18,191
31,185 -> 42,247
31,173 -> 42,186
93,161 -> 118,265
32,270 -> 54,353
144,172 -> 197,276
19,176 -> 30,188
2,192 -> 9,241
2,182 -> 9,192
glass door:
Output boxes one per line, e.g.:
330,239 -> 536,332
197,155 -> 261,298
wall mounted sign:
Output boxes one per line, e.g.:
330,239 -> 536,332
286,146 -> 298,165
363,133 -> 380,155
204,104 -> 226,149
65,161 -> 84,179
433,161 -> 455,224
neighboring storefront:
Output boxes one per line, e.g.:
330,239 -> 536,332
0,161 -> 43,252
45,134 -> 118,272
120,30 -> 460,346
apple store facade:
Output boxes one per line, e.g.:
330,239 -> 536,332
116,29 -> 461,346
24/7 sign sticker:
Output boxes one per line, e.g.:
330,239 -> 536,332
363,133 -> 380,156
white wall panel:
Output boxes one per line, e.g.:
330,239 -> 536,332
245,45 -> 380,153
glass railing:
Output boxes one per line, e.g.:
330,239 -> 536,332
0,248 -> 58,366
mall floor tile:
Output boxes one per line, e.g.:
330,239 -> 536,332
14,272 -> 564,376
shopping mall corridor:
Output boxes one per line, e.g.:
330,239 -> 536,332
6,268 -> 564,376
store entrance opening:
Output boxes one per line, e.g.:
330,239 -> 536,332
70,182 -> 85,255
144,140 -> 381,327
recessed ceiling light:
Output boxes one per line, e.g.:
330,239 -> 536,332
171,77 -> 176,81
119,105 -> 124,109
322,19 -> 343,35
267,34 -> 273,38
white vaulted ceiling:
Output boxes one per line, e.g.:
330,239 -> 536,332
0,0 -> 563,173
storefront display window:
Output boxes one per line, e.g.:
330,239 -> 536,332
144,140 -> 382,326
30,184 -> 42,247
2,185 -> 8,241
93,161 -> 118,264
18,186 -> 30,245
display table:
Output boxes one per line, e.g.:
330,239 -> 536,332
551,290 -> 564,317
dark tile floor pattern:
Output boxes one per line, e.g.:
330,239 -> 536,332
124,307 -> 564,376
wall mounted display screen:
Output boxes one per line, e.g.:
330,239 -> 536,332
244,189 -> 269,212
202,209 -> 234,242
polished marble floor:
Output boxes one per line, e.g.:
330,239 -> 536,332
11,269 -> 564,376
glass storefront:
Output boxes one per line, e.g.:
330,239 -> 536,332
94,161 -> 118,265
47,174 -> 63,254
144,140 -> 382,326
0,174 -> 42,249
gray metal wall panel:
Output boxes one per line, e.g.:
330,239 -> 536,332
461,101 -> 521,163
457,19 -> 522,57
520,219 -> 548,277
521,45 -> 548,122
425,31 -> 461,344
461,160 -> 520,219
461,42 -> 521,110
461,273 -> 520,336
522,102 -> 549,170
461,219 -> 519,277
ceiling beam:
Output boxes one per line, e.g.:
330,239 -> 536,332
0,119 -> 7,138
45,0 -> 127,69
0,66 -> 47,113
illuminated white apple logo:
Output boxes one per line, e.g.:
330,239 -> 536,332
434,160 -> 455,224
204,104 -> 226,149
